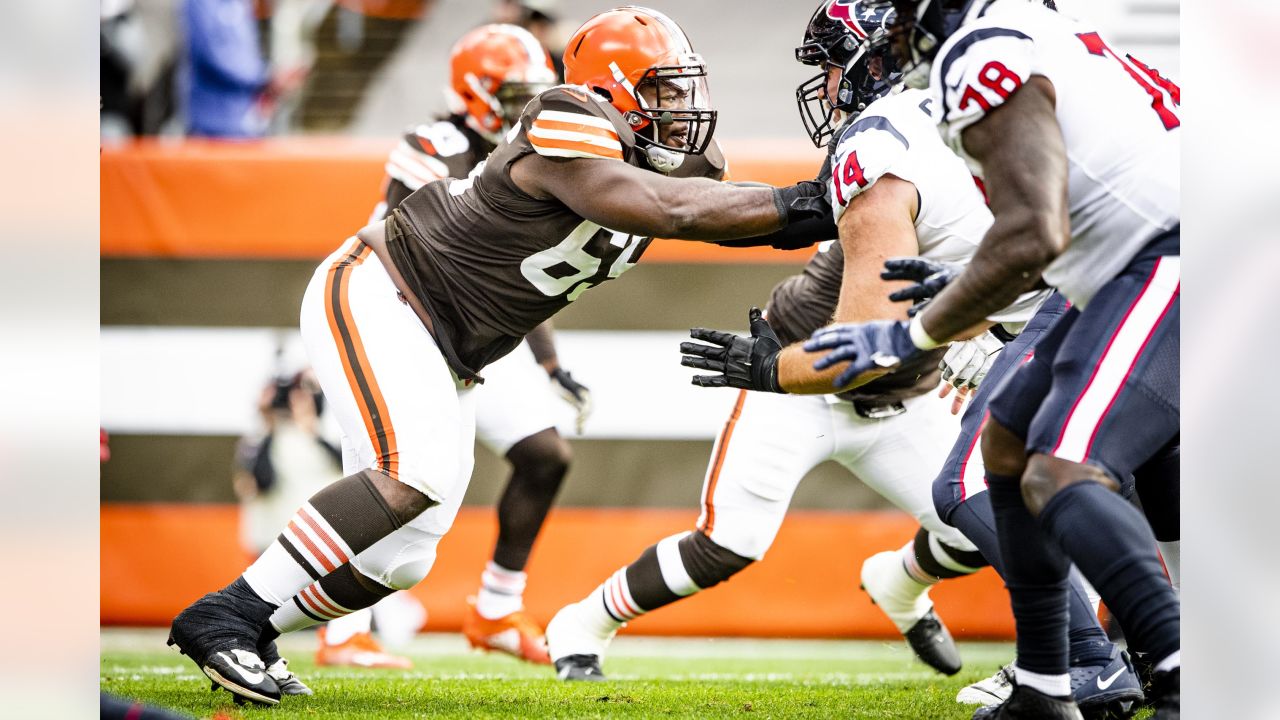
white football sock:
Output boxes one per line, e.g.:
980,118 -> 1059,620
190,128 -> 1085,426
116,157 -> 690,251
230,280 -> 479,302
476,561 -> 527,620
1157,540 -> 1180,594
1014,665 -> 1071,697
324,608 -> 373,645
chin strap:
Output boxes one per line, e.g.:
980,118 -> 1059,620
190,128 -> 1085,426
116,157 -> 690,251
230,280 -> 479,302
642,143 -> 685,174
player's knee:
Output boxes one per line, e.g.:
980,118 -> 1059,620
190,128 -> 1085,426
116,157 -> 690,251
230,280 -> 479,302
980,419 -> 1027,478
356,536 -> 440,591
677,529 -> 754,589
358,468 -> 438,524
508,428 -> 571,483
1021,454 -> 1116,517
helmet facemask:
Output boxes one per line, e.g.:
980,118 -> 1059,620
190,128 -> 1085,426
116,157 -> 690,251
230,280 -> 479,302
795,2 -> 902,148
625,60 -> 717,174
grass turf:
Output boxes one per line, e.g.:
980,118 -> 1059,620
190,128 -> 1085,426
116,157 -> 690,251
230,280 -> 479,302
101,628 -> 1149,719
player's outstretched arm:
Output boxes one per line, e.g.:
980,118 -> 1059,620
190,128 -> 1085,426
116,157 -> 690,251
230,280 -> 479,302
914,75 -> 1069,344
510,152 -> 825,242
775,175 -> 918,394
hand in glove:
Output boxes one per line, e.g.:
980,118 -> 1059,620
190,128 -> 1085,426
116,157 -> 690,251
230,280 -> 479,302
680,307 -> 784,392
549,368 -> 593,434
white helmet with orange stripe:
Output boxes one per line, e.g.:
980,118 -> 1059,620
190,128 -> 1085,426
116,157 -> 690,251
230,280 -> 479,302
445,24 -> 558,144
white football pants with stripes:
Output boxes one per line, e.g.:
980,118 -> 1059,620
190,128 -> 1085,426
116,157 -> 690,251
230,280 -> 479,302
298,238 -> 476,591
698,389 -> 978,559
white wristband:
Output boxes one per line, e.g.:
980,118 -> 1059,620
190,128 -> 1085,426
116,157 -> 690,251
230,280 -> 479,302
908,314 -> 942,351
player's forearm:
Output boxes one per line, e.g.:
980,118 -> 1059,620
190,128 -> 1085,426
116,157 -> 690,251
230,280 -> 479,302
663,181 -> 785,241
918,210 -> 1057,342
778,343 -> 847,394
525,320 -> 558,370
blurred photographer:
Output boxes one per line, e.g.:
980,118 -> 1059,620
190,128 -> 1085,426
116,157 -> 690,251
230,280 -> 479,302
234,369 -> 419,677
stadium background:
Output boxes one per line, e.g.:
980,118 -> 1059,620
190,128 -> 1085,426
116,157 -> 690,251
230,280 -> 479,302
100,0 -> 1178,639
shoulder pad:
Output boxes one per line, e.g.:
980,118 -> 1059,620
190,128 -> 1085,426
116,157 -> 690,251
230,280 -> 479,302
524,85 -> 632,162
386,119 -> 475,191
827,112 -> 912,218
931,24 -> 1036,143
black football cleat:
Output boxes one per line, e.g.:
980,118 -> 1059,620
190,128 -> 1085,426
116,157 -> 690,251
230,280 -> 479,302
1070,647 -> 1143,719
554,654 -> 607,682
972,684 -> 1085,719
903,608 -> 963,676
1148,666 -> 1179,719
167,579 -> 280,705
258,637 -> 313,696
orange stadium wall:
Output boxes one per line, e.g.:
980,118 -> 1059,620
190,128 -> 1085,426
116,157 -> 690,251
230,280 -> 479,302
100,138 -> 825,262
102,504 -> 1014,638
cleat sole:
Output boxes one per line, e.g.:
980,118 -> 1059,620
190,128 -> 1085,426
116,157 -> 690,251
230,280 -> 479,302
202,666 -> 280,706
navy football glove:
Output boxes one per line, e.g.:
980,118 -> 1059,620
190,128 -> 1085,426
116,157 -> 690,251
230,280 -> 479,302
681,307 -> 784,393
881,257 -> 961,315
804,319 -> 921,390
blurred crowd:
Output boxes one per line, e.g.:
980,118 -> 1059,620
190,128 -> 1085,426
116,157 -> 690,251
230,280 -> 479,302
100,0 -> 569,140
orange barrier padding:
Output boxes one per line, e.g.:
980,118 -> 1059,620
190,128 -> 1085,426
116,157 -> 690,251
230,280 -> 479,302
100,138 -> 824,263
102,503 -> 1013,638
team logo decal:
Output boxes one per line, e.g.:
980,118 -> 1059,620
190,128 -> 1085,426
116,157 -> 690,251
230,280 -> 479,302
825,0 -> 868,38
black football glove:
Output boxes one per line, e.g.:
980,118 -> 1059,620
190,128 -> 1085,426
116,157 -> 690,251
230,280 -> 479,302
680,307 -> 784,393
772,152 -> 832,225
548,368 -> 593,434
881,257 -> 962,316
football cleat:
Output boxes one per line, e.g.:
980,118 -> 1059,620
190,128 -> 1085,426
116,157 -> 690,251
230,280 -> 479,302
1148,666 -> 1179,719
958,663 -> 1015,706
463,600 -> 551,665
972,685 -> 1085,719
554,654 -> 607,682
1070,647 -> 1143,720
266,657 -> 313,696
257,637 -> 313,696
860,550 -> 962,675
545,601 -> 619,682
167,580 -> 280,705
314,627 -> 413,669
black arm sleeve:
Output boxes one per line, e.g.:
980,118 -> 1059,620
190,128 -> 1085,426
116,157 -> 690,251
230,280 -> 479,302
714,211 -> 837,250
524,321 -> 558,367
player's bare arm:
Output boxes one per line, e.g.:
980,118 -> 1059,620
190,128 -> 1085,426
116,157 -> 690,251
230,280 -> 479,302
915,75 -> 1068,344
510,152 -> 808,241
777,175 -> 919,393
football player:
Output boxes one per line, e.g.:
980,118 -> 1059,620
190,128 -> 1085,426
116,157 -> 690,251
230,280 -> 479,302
671,6 -> 1137,714
166,6 -> 828,705
366,23 -> 584,667
805,1 -> 1180,717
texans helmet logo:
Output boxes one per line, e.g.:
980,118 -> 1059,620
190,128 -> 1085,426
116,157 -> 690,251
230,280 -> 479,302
825,0 -> 870,38
826,0 -> 892,39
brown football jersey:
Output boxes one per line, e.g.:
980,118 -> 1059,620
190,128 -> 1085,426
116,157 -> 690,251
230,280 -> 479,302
767,242 -> 943,403
382,116 -> 492,214
385,85 -> 725,381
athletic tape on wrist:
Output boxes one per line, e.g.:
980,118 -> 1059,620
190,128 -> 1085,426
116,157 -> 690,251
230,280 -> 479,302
908,314 -> 942,351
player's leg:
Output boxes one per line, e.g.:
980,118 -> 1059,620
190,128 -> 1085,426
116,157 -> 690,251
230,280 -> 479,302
265,382 -> 478,634
1134,442 -> 1179,594
1019,243 -> 1181,714
465,350 -> 572,663
168,240 -> 466,704
545,390 -> 832,680
985,234 -> 1181,716
932,295 -> 1140,715
832,394 -> 980,675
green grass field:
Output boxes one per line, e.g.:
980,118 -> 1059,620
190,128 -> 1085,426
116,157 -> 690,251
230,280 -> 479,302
101,628 -> 1148,719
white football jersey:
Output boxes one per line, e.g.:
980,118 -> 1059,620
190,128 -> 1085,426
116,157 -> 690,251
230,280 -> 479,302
828,87 -> 1043,325
928,0 -> 1180,307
